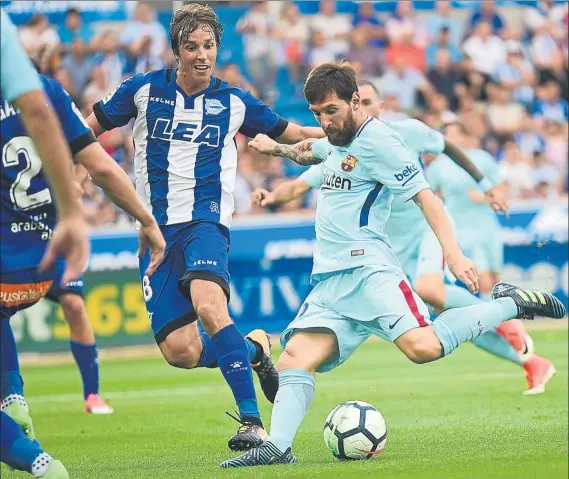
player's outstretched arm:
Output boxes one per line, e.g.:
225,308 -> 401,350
413,189 -> 480,294
248,134 -> 322,166
75,143 -> 166,276
86,113 -> 107,138
251,179 -> 312,208
443,140 -> 509,216
275,122 -> 325,144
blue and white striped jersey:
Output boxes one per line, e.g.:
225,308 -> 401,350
93,68 -> 287,228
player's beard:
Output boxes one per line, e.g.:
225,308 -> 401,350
325,111 -> 358,146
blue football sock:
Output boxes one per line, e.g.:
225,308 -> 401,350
472,330 -> 524,366
1,320 -> 23,399
443,285 -> 481,310
197,333 -> 257,368
70,341 -> 99,399
0,411 -> 44,472
211,324 -> 260,420
267,369 -> 315,453
433,298 -> 518,356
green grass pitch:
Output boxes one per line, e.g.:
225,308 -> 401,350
2,328 -> 567,479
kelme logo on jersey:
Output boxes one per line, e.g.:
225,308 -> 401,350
322,170 -> 352,191
394,164 -> 420,185
205,99 -> 227,116
341,155 -> 358,172
151,119 -> 220,147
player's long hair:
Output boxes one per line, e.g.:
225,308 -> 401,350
169,3 -> 223,62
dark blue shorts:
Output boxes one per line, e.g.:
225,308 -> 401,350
139,221 -> 230,344
44,259 -> 85,303
0,265 -> 56,318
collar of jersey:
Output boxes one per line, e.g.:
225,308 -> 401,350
172,69 -> 217,99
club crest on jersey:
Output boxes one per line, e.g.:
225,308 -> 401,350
205,99 -> 226,116
341,155 -> 358,172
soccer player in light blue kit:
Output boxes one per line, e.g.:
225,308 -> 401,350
220,62 -> 566,468
426,122 -> 556,394
249,80 -> 545,393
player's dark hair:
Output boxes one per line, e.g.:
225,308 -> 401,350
304,61 -> 358,105
169,3 -> 223,61
357,80 -> 380,98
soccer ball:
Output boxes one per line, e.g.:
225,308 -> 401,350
323,400 -> 388,460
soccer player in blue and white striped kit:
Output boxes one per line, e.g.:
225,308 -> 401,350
86,3 -> 324,450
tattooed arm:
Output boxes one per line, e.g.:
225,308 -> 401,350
248,134 -> 322,166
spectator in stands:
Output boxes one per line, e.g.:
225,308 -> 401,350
18,13 -> 60,63
82,65 -> 109,112
81,181 -> 118,227
486,84 -> 525,142
381,57 -> 429,111
57,8 -> 96,54
120,1 -> 168,72
531,150 -> 561,198
538,48 -> 568,101
52,67 -> 78,105
493,40 -> 535,107
533,81 -> 569,124
524,0 -> 567,38
467,0 -> 505,35
425,0 -> 462,49
385,0 -> 428,49
93,31 -> 127,91
345,29 -> 383,79
217,63 -> 258,97
498,140 -> 535,199
273,2 -> 309,83
455,55 -> 492,104
309,0 -> 352,57
462,21 -> 506,76
426,26 -> 461,68
426,92 -> 458,125
515,113 -> 546,161
61,38 -> 94,93
307,30 -> 336,69
542,119 -> 569,169
237,0 -> 275,99
425,48 -> 460,110
530,21 -> 561,68
379,93 -> 409,122
385,24 -> 425,73
352,2 -> 386,49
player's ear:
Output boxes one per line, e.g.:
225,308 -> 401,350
351,91 -> 361,109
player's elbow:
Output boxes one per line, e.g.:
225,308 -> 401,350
75,144 -> 117,183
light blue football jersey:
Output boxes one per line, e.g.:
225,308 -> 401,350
382,119 -> 445,267
309,117 -> 430,283
0,9 -> 42,101
427,148 -> 501,233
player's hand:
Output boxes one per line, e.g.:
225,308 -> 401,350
248,134 -> 278,156
485,187 -> 509,218
137,219 -> 166,277
39,213 -> 90,285
447,253 -> 479,294
251,188 -> 275,208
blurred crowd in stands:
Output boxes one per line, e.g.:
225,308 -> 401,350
12,0 -> 569,226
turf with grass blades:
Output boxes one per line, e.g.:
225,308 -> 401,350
2,329 -> 567,479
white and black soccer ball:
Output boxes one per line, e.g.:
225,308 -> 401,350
323,400 -> 388,460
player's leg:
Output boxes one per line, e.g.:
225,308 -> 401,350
221,279 -> 369,468
1,318 -> 35,440
0,411 -> 68,478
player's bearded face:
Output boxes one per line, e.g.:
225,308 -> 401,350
325,108 -> 358,147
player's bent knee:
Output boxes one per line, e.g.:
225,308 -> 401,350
60,294 -> 86,320
395,328 -> 442,364
190,280 -> 230,334
278,330 -> 337,373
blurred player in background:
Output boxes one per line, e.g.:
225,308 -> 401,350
1,9 -> 165,478
427,122 -> 555,394
250,80 -> 555,395
1,7 -> 83,478
221,61 -> 565,468
86,3 -> 323,451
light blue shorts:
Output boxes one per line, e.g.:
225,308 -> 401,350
458,228 -> 504,273
281,265 -> 431,373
